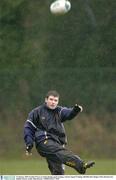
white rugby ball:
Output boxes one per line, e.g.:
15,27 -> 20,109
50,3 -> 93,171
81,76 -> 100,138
50,0 -> 71,15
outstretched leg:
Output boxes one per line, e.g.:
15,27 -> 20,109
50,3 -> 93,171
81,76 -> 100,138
36,139 -> 95,174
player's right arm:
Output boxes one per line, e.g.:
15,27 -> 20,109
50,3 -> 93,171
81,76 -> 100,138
60,104 -> 83,122
24,110 -> 38,155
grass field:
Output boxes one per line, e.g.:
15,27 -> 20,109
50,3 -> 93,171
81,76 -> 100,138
0,159 -> 116,175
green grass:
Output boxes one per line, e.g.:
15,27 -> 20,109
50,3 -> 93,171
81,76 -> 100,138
0,158 -> 116,175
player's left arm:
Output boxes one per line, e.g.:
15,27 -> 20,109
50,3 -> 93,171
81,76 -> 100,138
60,104 -> 83,122
24,110 -> 38,155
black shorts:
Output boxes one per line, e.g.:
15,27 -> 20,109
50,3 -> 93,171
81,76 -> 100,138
36,139 -> 84,174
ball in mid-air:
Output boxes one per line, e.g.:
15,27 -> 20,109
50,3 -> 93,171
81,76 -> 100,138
50,0 -> 71,15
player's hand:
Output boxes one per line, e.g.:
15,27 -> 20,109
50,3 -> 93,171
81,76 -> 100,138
78,105 -> 83,112
25,144 -> 33,156
74,104 -> 83,112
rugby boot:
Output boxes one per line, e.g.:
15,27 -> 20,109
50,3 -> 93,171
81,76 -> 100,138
80,161 -> 95,174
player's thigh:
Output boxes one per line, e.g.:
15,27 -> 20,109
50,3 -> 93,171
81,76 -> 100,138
36,139 -> 64,154
37,139 -> 75,163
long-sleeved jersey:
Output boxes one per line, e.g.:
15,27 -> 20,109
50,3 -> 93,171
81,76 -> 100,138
24,104 -> 81,147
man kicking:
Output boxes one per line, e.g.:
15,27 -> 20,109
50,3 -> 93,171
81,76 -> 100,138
24,90 -> 95,175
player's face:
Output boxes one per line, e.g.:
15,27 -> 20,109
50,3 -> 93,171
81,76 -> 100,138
45,95 -> 59,109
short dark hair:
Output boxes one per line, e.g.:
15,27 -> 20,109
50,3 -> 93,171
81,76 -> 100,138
46,90 -> 60,99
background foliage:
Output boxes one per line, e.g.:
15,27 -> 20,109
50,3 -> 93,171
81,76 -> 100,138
0,0 -> 116,159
